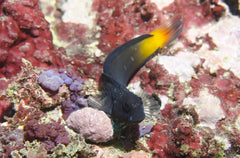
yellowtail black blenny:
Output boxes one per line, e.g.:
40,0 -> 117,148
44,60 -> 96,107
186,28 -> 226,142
88,16 -> 184,123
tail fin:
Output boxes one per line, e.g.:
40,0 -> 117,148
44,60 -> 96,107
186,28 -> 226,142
156,15 -> 184,45
140,15 -> 184,58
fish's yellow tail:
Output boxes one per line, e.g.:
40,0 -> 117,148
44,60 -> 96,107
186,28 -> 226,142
103,15 -> 183,87
140,16 -> 183,59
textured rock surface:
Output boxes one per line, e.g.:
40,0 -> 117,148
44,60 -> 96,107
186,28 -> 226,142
183,89 -> 225,128
66,107 -> 113,143
61,0 -> 96,28
193,15 -> 240,78
157,51 -> 201,82
0,0 -> 64,91
121,151 -> 151,158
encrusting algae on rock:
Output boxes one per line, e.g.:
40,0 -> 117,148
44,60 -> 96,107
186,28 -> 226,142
0,0 -> 240,157
66,107 -> 114,143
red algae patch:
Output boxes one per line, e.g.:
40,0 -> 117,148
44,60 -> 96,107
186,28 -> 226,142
162,0 -> 225,30
0,0 -> 64,91
94,0 -> 163,53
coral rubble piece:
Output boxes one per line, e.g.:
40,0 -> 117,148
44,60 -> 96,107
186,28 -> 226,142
66,107 -> 113,143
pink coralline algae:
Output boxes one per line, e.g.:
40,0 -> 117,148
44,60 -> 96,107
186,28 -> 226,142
61,54 -> 103,82
55,22 -> 89,46
93,0 -> 225,54
216,116 -> 240,157
93,0 -> 163,53
0,0 -> 63,86
162,0 -> 225,31
189,68 -> 240,117
139,63 -> 240,156
140,62 -> 240,156
0,106 -> 71,156
147,104 -> 224,157
5,106 -> 71,153
139,61 -> 184,102
66,107 -> 113,143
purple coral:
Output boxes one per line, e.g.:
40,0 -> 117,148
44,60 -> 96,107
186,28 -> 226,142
139,122 -> 154,137
69,78 -> 84,92
75,97 -> 88,107
66,107 -> 113,143
60,73 -> 73,85
57,69 -> 87,119
61,100 -> 81,120
38,70 -> 64,92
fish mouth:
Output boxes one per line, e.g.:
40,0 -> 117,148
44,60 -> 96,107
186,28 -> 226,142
129,111 -> 145,122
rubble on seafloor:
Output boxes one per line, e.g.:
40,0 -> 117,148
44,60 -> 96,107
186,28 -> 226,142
0,0 -> 240,157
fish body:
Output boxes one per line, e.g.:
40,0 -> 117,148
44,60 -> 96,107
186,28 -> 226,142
100,73 -> 145,122
90,16 -> 184,123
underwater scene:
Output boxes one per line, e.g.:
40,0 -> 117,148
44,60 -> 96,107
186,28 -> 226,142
0,0 -> 240,157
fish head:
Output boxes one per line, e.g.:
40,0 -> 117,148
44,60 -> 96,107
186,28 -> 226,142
111,88 -> 145,123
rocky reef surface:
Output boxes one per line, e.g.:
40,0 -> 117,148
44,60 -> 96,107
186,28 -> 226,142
0,0 -> 240,157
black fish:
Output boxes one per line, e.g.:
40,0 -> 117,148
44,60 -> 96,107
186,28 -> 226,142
89,16 -> 183,122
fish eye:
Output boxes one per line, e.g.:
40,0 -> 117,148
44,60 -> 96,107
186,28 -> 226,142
123,103 -> 130,113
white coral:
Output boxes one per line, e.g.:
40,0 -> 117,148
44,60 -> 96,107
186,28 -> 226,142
183,89 -> 225,129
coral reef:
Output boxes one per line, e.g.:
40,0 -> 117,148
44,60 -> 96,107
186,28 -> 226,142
0,99 -> 11,121
147,104 -> 225,157
0,0 -> 64,91
162,0 -> 225,30
139,60 -> 187,105
66,107 -> 113,143
183,89 -> 225,128
0,0 -> 239,157
135,1 -> 240,157
11,140 -> 49,158
0,127 -> 25,157
93,0 -> 163,53
4,96 -> 95,157
24,119 -> 71,152
12,135 -> 97,158
188,68 -> 240,117
93,0 -> 225,54
5,60 -> 68,110
50,135 -> 97,158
